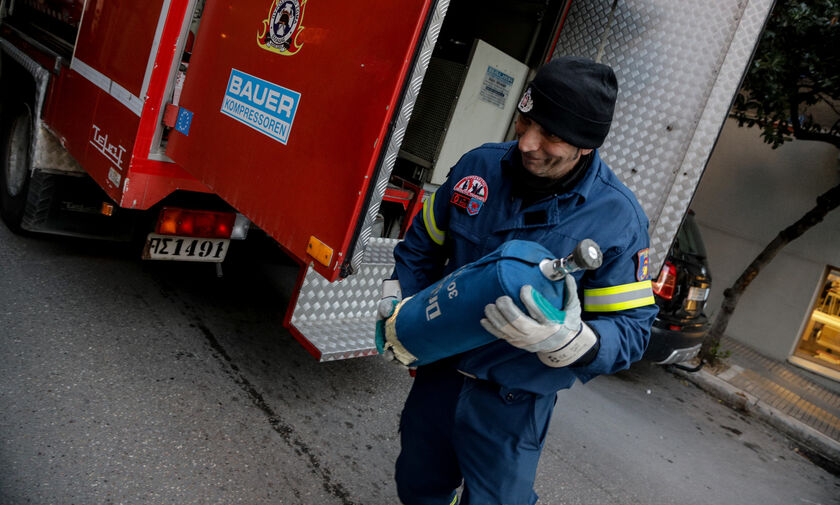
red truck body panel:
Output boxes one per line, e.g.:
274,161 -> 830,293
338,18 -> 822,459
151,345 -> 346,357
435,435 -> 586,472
73,0 -> 164,99
38,0 -> 212,210
166,0 -> 432,280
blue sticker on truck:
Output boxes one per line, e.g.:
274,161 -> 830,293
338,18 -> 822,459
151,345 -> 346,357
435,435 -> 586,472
175,108 -> 193,135
220,69 -> 300,144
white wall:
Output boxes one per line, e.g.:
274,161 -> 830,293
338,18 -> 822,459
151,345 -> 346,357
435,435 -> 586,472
689,119 -> 840,360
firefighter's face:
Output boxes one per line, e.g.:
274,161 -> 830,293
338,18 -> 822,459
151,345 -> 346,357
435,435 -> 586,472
515,114 -> 592,179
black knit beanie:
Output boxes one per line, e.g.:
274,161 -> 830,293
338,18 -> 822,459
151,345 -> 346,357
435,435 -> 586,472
517,56 -> 618,149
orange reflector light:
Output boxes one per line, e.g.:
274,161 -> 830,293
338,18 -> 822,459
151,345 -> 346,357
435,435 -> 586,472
307,236 -> 333,267
155,207 -> 236,238
101,202 -> 115,216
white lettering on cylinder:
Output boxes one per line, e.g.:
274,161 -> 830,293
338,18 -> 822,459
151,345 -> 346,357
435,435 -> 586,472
447,281 -> 458,299
426,295 -> 441,321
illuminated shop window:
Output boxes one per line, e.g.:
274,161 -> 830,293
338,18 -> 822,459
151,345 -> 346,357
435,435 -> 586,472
795,267 -> 840,376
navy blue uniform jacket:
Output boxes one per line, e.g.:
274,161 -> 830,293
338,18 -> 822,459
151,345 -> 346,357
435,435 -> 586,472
393,141 -> 658,395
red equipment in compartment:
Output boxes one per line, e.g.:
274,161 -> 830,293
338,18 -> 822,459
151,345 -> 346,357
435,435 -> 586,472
383,178 -> 425,239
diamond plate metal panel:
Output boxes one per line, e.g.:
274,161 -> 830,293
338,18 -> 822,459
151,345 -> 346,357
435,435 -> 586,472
350,0 -> 450,274
552,0 -> 773,268
34,126 -> 86,174
652,0 -> 775,267
291,238 -> 399,361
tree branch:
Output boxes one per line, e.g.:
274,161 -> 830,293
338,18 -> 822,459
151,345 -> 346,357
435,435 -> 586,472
792,125 -> 840,147
790,94 -> 840,147
816,94 -> 840,116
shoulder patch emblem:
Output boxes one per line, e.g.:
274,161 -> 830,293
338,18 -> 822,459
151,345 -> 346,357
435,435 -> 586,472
518,86 -> 533,113
636,248 -> 650,281
451,175 -> 488,216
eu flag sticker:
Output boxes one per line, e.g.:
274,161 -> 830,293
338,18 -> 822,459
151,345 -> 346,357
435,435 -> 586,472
220,68 -> 301,144
175,108 -> 193,136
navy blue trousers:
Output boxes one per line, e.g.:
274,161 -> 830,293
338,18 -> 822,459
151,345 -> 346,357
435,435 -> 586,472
395,360 -> 556,505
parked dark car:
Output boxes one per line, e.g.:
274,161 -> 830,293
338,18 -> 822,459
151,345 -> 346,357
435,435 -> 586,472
643,210 -> 712,364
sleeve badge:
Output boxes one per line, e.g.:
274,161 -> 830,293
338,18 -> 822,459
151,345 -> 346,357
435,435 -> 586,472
636,248 -> 651,281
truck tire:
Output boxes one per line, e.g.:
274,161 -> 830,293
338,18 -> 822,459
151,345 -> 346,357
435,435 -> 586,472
0,103 -> 33,232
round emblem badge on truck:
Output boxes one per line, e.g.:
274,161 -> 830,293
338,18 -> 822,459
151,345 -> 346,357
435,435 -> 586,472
258,0 -> 307,55
270,0 -> 299,49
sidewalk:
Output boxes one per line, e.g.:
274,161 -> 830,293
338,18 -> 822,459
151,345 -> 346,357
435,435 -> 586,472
672,336 -> 840,472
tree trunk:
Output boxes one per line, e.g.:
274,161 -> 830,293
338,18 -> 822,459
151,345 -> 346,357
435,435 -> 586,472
700,182 -> 840,364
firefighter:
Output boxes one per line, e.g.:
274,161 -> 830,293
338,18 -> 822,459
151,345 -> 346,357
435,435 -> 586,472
383,56 -> 658,504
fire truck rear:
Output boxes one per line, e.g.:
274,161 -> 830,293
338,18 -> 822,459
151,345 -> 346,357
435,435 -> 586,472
0,0 -> 774,361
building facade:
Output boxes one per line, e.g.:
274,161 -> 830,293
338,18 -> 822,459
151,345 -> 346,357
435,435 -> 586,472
690,118 -> 840,381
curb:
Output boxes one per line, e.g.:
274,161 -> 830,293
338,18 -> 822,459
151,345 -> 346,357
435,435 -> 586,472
672,367 -> 840,468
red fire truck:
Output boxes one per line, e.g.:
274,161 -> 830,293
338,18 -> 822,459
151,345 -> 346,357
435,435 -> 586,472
0,0 -> 774,360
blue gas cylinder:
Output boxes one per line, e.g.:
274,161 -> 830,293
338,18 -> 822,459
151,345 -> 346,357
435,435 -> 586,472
384,240 -> 566,367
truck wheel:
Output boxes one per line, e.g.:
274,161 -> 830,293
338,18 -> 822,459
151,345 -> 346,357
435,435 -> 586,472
0,103 -> 33,232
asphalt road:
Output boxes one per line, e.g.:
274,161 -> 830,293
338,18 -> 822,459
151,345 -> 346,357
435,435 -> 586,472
1,225 -> 838,505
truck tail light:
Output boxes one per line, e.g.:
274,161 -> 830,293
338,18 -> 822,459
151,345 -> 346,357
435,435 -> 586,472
156,207 -> 236,239
652,261 -> 677,300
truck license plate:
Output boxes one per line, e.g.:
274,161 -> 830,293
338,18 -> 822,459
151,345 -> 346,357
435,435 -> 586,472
687,286 -> 709,301
143,233 -> 229,262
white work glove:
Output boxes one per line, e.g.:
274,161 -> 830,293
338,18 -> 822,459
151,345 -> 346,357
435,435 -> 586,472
480,276 -> 598,368
375,280 -> 402,355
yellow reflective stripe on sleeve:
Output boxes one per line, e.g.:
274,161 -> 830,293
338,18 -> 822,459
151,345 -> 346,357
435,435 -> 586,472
422,192 -> 446,246
583,280 -> 655,312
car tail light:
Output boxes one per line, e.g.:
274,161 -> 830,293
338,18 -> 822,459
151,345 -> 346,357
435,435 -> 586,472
156,207 -> 236,239
653,261 -> 677,300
